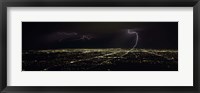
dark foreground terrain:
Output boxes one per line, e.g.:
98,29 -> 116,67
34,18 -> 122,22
22,48 -> 178,71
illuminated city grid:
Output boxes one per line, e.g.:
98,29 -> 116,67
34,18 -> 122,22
22,48 -> 178,71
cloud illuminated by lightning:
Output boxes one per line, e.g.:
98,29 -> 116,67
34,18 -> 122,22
45,32 -> 95,43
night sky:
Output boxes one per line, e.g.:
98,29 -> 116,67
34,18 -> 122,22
22,22 -> 178,50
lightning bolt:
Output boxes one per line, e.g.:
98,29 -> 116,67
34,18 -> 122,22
96,29 -> 140,66
127,29 -> 139,48
121,29 -> 139,57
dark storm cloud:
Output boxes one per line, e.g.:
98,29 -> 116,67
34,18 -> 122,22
22,22 -> 178,50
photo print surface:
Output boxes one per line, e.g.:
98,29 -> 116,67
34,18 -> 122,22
22,22 -> 178,71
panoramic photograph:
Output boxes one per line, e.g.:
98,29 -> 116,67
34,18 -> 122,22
22,22 -> 178,71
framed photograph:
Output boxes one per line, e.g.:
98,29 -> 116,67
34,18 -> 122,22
0,0 -> 199,93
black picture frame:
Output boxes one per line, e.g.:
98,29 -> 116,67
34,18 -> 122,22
0,0 -> 199,93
